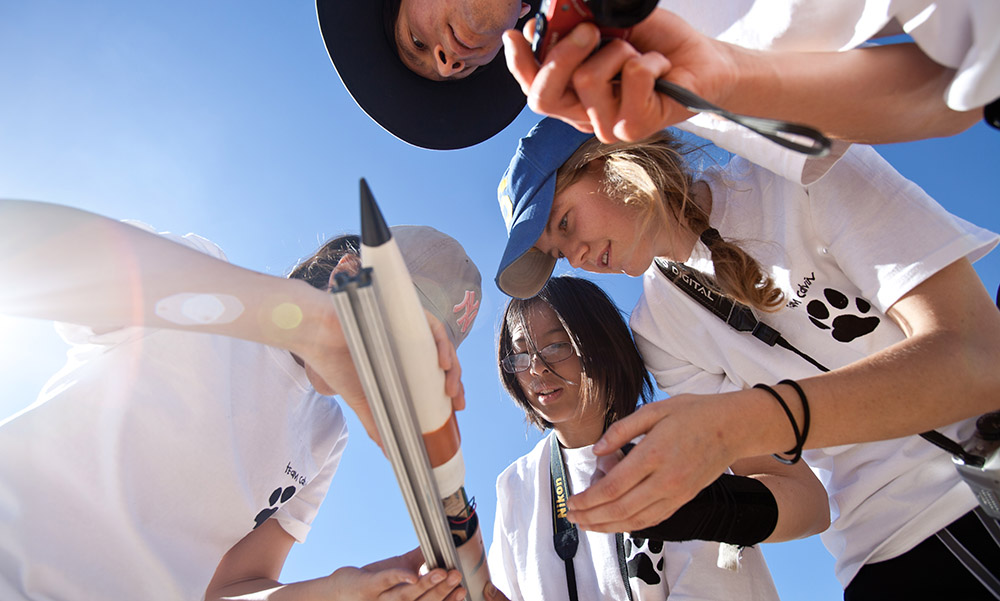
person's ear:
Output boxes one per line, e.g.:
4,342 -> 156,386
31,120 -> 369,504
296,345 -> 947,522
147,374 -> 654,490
519,2 -> 530,19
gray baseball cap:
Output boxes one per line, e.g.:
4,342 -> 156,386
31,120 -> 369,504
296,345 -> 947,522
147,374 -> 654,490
290,225 -> 482,347
394,225 -> 482,347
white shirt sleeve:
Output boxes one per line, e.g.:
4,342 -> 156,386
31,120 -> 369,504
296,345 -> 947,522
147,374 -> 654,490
803,145 -> 998,312
274,401 -> 349,543
676,118 -> 852,185
892,0 -> 1000,110
487,475 -> 524,601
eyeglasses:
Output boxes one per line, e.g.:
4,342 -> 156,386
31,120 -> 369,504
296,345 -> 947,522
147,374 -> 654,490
501,341 -> 575,374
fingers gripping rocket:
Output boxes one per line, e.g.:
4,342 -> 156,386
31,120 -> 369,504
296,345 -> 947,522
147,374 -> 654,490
328,180 -> 489,601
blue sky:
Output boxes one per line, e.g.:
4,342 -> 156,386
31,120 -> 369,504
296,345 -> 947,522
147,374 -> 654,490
1,2 -> 998,600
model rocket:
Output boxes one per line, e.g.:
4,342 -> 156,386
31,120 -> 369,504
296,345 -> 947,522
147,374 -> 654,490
359,183 -> 466,497
327,180 -> 489,601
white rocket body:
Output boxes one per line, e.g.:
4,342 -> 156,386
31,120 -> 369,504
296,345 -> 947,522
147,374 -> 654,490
362,238 -> 465,497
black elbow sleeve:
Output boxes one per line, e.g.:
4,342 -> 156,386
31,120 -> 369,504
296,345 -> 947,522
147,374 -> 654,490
630,473 -> 778,547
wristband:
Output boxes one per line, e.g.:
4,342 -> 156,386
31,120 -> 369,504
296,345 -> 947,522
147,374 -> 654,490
754,383 -> 803,464
778,379 -> 810,455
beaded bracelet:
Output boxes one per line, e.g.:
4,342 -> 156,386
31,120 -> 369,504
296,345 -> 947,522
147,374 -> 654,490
753,382 -> 805,465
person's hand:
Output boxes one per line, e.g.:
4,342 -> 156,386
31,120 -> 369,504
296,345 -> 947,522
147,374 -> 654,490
426,309 -> 465,412
302,258 -> 466,446
340,311 -> 464,437
504,20 -> 682,143
328,548 -> 466,601
503,9 -> 738,143
206,529 -> 465,601
503,20 -> 595,133
565,393 -> 740,532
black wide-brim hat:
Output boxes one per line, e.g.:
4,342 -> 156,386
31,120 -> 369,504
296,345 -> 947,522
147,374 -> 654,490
316,0 -> 535,150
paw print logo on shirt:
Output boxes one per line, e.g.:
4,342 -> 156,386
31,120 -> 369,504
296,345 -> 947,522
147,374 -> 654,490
624,536 -> 667,590
253,486 -> 296,529
807,288 -> 880,343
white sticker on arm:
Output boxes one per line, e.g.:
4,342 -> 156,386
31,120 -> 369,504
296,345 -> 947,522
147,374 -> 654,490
155,293 -> 245,326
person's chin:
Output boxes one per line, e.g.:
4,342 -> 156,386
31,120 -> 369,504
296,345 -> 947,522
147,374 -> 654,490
624,260 -> 651,277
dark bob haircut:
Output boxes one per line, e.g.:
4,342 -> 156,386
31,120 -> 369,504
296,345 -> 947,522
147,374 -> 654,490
498,276 -> 654,432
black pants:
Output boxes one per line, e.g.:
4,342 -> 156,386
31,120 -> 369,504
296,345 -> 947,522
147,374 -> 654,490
845,510 -> 1000,601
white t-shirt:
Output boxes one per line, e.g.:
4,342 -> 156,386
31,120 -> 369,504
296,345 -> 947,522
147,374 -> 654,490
0,226 -> 349,601
630,144 -> 998,587
488,435 -> 779,601
662,0 -> 999,184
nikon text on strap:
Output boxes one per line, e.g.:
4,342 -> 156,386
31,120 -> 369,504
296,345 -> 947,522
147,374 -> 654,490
548,433 -> 635,601
549,434 -> 580,601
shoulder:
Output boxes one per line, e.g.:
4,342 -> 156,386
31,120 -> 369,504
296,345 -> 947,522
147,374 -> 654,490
810,144 -> 907,193
632,262 -> 691,328
496,436 -> 549,495
494,437 -> 550,541
705,156 -> 804,225
805,144 -> 944,221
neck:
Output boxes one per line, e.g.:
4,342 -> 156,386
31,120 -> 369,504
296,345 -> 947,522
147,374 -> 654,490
661,179 -> 712,262
553,413 -> 605,449
692,179 -> 713,215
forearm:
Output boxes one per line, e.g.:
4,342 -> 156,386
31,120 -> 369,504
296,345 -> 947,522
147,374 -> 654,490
804,329 -> 999,446
722,306 -> 1000,462
725,43 -> 980,143
0,199 -> 333,357
731,459 -> 829,543
209,558 -> 467,601
208,575 -> 338,601
702,324 -> 999,536
627,11 -> 979,144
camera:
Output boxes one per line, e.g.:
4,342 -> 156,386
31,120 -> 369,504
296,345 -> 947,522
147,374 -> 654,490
531,0 -> 659,61
953,411 -> 1000,519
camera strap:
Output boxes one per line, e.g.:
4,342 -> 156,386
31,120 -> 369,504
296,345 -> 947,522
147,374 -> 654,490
548,433 -> 634,601
652,79 -> 831,157
654,258 -> 830,372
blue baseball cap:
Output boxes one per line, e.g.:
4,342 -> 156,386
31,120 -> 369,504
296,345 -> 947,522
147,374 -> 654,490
495,118 -> 596,298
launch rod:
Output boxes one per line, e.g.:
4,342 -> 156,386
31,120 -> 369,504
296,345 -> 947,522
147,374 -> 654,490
327,273 -> 437,558
328,270 -> 461,573
350,274 -> 463,572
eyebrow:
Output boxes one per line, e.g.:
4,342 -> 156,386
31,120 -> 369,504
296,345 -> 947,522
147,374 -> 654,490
513,324 -> 567,345
544,198 -> 563,236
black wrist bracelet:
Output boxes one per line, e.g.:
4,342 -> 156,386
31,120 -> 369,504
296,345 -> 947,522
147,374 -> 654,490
778,379 -> 810,453
754,383 -> 803,464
